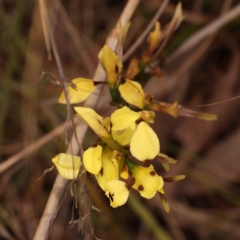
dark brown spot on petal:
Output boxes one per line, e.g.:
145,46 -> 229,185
92,143 -> 98,147
99,168 -> 104,176
109,193 -> 114,202
117,152 -> 123,158
135,119 -> 143,124
121,79 -> 126,84
138,185 -> 144,191
93,81 -> 107,86
142,160 -> 151,167
115,65 -> 119,74
150,171 -> 156,176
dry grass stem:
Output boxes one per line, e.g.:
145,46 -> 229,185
0,118 -> 79,174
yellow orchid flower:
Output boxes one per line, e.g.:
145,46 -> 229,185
58,78 -> 96,104
130,121 -> 160,161
98,45 -> 123,87
119,79 -> 145,109
83,145 -> 102,174
110,107 -> 159,160
105,180 -> 130,208
131,164 -> 163,199
52,153 -> 81,179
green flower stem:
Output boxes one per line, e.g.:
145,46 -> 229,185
109,86 -> 121,103
124,156 -> 136,169
128,193 -> 173,240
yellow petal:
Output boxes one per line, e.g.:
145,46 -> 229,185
111,106 -> 140,131
74,107 -> 111,139
132,165 -> 163,199
52,153 -> 81,179
119,79 -> 145,109
58,78 -> 96,104
147,22 -> 161,53
112,123 -> 136,146
105,180 -> 129,208
98,45 -> 123,87
130,122 -> 160,161
83,145 -> 102,174
95,146 -> 119,191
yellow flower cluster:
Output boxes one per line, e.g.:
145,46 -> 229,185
53,105 -> 176,208
52,29 -> 185,211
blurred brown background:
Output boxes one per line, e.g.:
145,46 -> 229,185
1,0 -> 240,239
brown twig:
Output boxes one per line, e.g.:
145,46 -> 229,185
33,1 -> 140,239
38,0 -> 51,61
123,0 -> 168,62
0,118 -> 79,174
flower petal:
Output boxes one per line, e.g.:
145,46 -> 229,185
83,145 -> 102,174
98,45 -> 123,87
112,123 -> 136,146
95,146 -> 119,191
105,180 -> 129,208
58,78 -> 96,104
74,107 -> 111,139
132,165 -> 163,199
111,106 -> 140,131
119,79 -> 145,109
52,153 -> 81,179
130,122 -> 160,161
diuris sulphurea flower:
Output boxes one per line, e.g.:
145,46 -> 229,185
52,15 -> 189,212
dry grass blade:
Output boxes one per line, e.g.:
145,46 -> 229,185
0,119 -> 79,174
54,0 -> 95,75
38,0 -> 51,61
